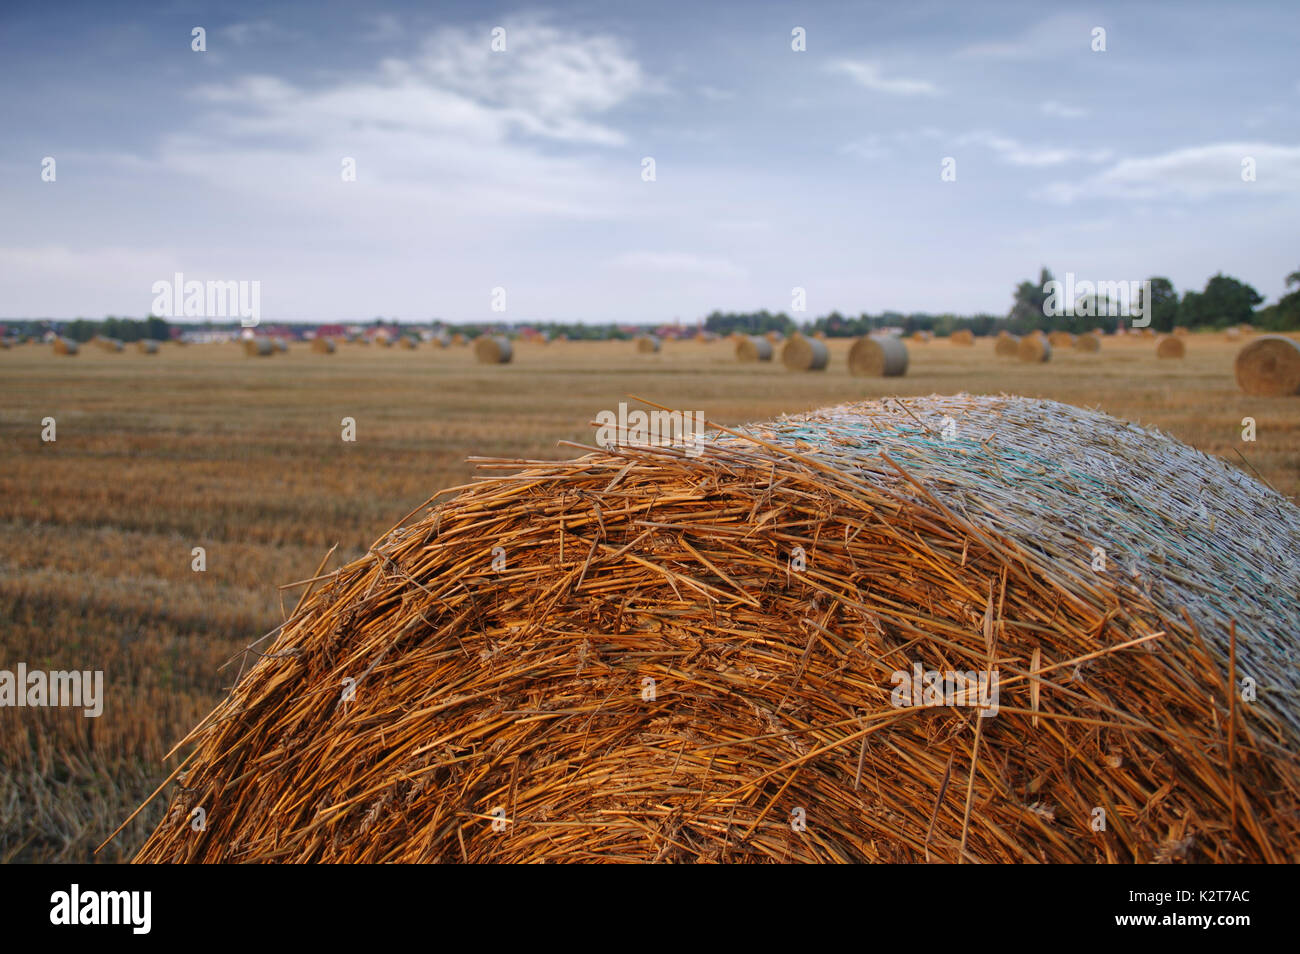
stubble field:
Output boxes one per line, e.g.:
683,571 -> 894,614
1,333 -> 1296,862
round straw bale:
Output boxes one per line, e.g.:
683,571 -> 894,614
311,337 -> 336,354
1235,335 -> 1300,396
1138,327 -> 1156,339
272,338 -> 289,353
451,332 -> 467,346
781,334 -> 829,371
1174,325 -> 1189,336
133,394 -> 1300,864
1048,331 -> 1075,349
847,335 -> 907,377
1225,326 -> 1242,341
735,335 -> 773,362
399,337 -> 417,350
764,330 -> 784,345
243,337 -> 274,357
1155,335 -> 1185,359
136,339 -> 160,355
635,335 -> 661,354
0,338 -> 9,349
949,329 -> 974,346
1017,335 -> 1051,362
813,330 -> 827,341
52,337 -> 79,356
474,335 -> 513,364
1073,331 -> 1101,352
994,332 -> 1020,357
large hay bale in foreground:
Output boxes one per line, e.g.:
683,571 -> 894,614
1156,335 -> 1185,359
735,335 -> 773,362
1017,335 -> 1051,362
1235,335 -> 1300,396
311,337 -> 336,354
994,333 -> 1020,357
781,334 -> 829,371
949,329 -> 974,346
133,395 -> 1300,864
635,335 -> 661,354
1074,332 -> 1101,352
474,335 -> 513,364
847,335 -> 907,377
52,337 -> 78,356
243,338 -> 274,357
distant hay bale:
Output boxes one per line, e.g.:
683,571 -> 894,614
1174,326 -> 1190,336
994,333 -> 1021,357
0,338 -> 9,349
1074,332 -> 1101,352
635,335 -> 661,354
243,338 -> 274,357
735,335 -> 774,362
96,337 -> 125,352
1138,328 -> 1156,339
950,329 -> 974,346
52,337 -> 79,356
1048,331 -> 1075,348
474,335 -> 513,364
132,394 -> 1300,864
373,333 -> 392,348
451,333 -> 467,346
311,337 -> 336,354
137,339 -> 160,355
813,330 -> 828,341
272,338 -> 289,353
1155,335 -> 1185,359
780,334 -> 829,372
431,333 -> 451,348
1235,335 -> 1300,396
399,337 -> 417,350
1017,335 -> 1051,362
847,335 -> 908,377
1225,326 -> 1242,341
764,330 -> 784,345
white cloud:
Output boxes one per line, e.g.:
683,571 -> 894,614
1039,142 -> 1300,202
956,130 -> 1112,166
611,251 -> 747,280
828,60 -> 940,96
1041,100 -> 1089,119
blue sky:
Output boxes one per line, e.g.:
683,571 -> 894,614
2,0 -> 1297,323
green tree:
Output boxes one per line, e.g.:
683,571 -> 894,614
1009,266 -> 1054,331
1179,273 -> 1262,328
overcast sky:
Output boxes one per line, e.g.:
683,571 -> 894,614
2,0 -> 1297,323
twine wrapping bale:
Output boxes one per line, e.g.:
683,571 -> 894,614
735,335 -> 774,362
780,334 -> 829,372
1048,331 -> 1075,349
137,339 -> 160,355
311,337 -> 336,354
1074,331 -> 1101,353
132,394 -> 1300,864
243,338 -> 274,357
847,335 -> 907,377
1235,335 -> 1300,396
950,329 -> 974,346
635,335 -> 661,354
1017,335 -> 1051,362
474,335 -> 513,364
994,332 -> 1020,357
52,337 -> 78,356
1156,335 -> 1185,359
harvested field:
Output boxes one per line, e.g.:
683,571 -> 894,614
2,335 -> 1298,863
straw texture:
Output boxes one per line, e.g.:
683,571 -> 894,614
131,395 -> 1300,864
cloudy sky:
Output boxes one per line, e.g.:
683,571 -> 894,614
2,0 -> 1297,323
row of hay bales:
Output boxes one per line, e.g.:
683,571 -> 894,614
49,337 -> 166,356
733,333 -> 907,377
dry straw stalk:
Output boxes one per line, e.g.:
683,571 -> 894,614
131,395 -> 1300,864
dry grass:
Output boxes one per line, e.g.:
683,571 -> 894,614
2,333 -> 1297,862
